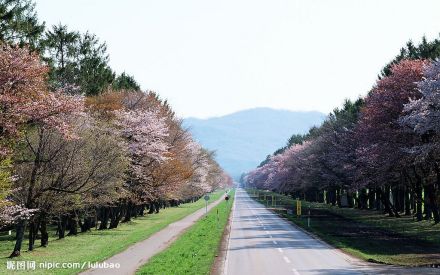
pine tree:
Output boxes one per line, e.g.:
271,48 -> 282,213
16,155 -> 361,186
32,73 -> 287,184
113,72 -> 141,91
0,0 -> 45,48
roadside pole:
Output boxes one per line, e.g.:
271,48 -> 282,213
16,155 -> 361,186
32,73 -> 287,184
204,195 -> 210,215
308,206 -> 311,227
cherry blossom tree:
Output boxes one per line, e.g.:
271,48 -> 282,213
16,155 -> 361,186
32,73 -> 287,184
0,45 -> 47,155
0,45 -> 84,244
0,19 -> 231,258
0,45 -> 87,257
115,109 -> 169,212
355,59 -> 426,217
11,113 -> 127,255
399,59 -> 440,223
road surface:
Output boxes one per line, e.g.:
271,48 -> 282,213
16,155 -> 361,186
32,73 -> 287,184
224,189 -> 437,275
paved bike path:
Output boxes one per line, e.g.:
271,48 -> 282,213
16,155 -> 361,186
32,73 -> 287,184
81,195 -> 226,275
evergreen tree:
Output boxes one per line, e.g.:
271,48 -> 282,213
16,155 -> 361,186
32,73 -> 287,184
42,24 -> 79,92
113,72 -> 141,91
43,26 -> 115,95
0,0 -> 45,48
381,35 -> 440,77
76,32 -> 114,96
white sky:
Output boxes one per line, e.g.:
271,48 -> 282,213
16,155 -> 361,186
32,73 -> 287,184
35,0 -> 440,118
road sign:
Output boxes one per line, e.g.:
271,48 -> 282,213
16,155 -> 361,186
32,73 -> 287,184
204,195 -> 210,201
296,199 -> 301,216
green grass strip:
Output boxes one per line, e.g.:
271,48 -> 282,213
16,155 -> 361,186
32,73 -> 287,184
137,189 -> 235,275
0,190 -> 225,275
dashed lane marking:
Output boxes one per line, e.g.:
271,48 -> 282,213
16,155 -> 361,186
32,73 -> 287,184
283,256 -> 291,263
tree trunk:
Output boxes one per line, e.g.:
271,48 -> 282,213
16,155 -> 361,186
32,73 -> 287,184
368,189 -> 375,210
375,188 -> 382,210
109,206 -> 123,229
80,216 -> 92,232
405,186 -> 411,216
377,187 -> 398,217
154,201 -> 160,214
28,219 -> 39,251
426,184 -> 440,223
415,182 -> 423,221
99,207 -> 110,230
424,187 -> 432,220
40,216 -> 49,247
58,215 -> 68,239
123,202 -> 132,222
336,188 -> 341,207
148,202 -> 155,214
68,211 -> 78,236
28,221 -> 35,251
9,220 -> 25,258
139,205 -> 145,216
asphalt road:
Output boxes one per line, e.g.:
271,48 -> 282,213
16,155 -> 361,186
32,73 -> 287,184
223,189 -> 438,275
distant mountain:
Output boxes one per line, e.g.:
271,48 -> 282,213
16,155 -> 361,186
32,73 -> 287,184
183,108 -> 326,180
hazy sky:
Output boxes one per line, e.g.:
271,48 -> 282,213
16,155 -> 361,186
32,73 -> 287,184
35,0 -> 440,118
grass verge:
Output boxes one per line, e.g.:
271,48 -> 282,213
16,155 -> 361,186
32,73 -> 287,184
246,189 -> 440,267
136,189 -> 235,275
0,190 -> 225,275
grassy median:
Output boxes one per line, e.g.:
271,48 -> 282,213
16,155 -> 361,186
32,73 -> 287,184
247,189 -> 440,267
137,189 -> 235,275
0,190 -> 225,275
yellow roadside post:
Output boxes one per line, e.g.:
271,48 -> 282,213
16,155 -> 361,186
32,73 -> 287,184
296,199 -> 301,217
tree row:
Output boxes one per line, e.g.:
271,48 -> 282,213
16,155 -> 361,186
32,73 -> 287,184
0,0 -> 232,258
243,36 -> 440,224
